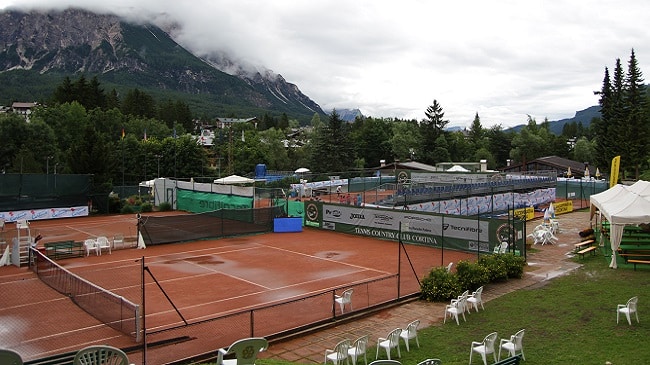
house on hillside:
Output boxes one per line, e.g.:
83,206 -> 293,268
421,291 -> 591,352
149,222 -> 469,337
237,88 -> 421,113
8,102 -> 39,122
502,155 -> 597,179
215,117 -> 259,129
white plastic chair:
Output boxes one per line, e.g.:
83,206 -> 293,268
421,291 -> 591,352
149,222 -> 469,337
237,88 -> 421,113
375,328 -> 402,360
493,242 -> 508,254
113,235 -> 125,249
0,218 -> 5,231
498,329 -> 525,361
325,339 -> 350,365
617,296 -> 639,325
348,335 -> 368,365
445,262 -> 453,272
467,286 -> 485,312
335,288 -> 354,314
84,239 -> 99,256
368,361 -> 401,365
469,332 -> 498,365
96,236 -> 111,255
399,320 -> 420,352
73,345 -> 131,365
216,337 -> 268,365
444,290 -> 468,325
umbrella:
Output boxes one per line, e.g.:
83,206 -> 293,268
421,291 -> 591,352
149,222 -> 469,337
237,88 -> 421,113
566,167 -> 572,178
295,167 -> 310,173
595,168 -> 601,179
543,208 -> 551,222
548,202 -> 555,218
584,167 -> 590,179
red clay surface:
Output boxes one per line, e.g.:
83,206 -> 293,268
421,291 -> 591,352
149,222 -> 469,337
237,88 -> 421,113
0,213 -> 475,364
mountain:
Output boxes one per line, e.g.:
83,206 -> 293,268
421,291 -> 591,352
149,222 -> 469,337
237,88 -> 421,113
0,8 -> 325,123
329,108 -> 363,122
507,105 -> 601,134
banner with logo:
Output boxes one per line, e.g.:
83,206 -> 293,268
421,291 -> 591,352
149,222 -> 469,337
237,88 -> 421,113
304,202 -> 524,253
0,206 -> 89,223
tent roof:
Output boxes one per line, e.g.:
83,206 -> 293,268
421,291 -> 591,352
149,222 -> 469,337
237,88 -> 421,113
590,182 -> 650,224
213,175 -> 255,184
447,164 -> 469,172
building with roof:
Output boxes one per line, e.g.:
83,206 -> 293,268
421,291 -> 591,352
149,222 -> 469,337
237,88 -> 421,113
502,155 -> 596,179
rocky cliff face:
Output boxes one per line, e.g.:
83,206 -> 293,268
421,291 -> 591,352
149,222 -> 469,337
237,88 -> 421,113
0,8 -> 324,116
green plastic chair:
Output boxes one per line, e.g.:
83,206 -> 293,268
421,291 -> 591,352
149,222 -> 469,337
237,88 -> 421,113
0,349 -> 23,365
73,345 -> 131,365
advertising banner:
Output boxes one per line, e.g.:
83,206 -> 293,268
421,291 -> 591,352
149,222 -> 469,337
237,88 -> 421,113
302,202 -> 522,253
0,206 -> 89,222
176,189 -> 253,213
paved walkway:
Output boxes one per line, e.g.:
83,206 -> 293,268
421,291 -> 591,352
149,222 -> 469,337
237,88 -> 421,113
261,209 -> 591,364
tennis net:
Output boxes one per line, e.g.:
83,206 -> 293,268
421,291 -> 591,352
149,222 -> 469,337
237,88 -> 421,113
30,248 -> 142,342
140,206 -> 284,245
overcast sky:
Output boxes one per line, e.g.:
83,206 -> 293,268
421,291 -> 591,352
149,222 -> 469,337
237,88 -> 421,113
2,0 -> 649,128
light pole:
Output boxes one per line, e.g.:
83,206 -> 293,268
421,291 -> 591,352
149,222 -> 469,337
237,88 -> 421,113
46,156 -> 53,174
154,154 -> 162,177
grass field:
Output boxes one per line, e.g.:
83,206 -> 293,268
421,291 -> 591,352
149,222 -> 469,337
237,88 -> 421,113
241,253 -> 650,365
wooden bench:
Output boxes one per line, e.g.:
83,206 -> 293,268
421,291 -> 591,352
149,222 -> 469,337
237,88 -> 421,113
627,259 -> 650,271
44,241 -> 84,260
494,355 -> 523,365
577,245 -> 598,258
574,239 -> 594,252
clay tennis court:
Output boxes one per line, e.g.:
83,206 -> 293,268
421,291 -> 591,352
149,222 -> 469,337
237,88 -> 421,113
0,213 -> 475,364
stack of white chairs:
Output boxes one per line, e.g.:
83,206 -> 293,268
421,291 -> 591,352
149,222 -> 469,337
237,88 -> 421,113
444,290 -> 468,325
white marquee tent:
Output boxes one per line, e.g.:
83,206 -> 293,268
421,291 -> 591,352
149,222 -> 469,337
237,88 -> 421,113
213,175 -> 255,184
590,181 -> 650,268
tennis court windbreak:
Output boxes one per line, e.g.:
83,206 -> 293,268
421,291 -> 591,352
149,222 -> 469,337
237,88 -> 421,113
30,248 -> 142,342
139,206 -> 285,245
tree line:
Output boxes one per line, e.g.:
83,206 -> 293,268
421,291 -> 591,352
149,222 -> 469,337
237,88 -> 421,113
1,49 -> 648,195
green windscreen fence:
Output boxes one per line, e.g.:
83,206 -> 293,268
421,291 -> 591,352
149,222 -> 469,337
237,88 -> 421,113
176,188 -> 253,212
0,173 -> 91,211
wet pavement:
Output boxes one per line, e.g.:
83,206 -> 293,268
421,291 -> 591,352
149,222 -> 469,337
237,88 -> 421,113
260,209 -> 592,364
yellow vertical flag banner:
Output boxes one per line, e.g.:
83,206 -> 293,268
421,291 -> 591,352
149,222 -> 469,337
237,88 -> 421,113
609,155 -> 620,188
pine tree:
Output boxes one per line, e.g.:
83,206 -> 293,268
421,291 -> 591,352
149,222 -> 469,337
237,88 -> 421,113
420,99 -> 448,164
622,49 -> 647,178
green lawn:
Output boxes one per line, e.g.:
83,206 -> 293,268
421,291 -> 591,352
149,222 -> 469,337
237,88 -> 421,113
250,253 -> 649,365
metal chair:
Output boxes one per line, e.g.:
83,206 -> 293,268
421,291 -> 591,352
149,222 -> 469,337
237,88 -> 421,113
73,345 -> 131,365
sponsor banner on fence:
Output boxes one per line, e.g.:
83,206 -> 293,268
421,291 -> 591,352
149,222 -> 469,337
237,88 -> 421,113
553,200 -> 573,215
0,206 -> 89,222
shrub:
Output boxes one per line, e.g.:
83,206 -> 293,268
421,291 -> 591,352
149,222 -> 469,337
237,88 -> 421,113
478,254 -> 509,282
500,253 -> 527,278
141,202 -> 153,212
158,202 -> 172,211
420,267 -> 461,302
120,204 -> 135,214
455,260 -> 490,291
